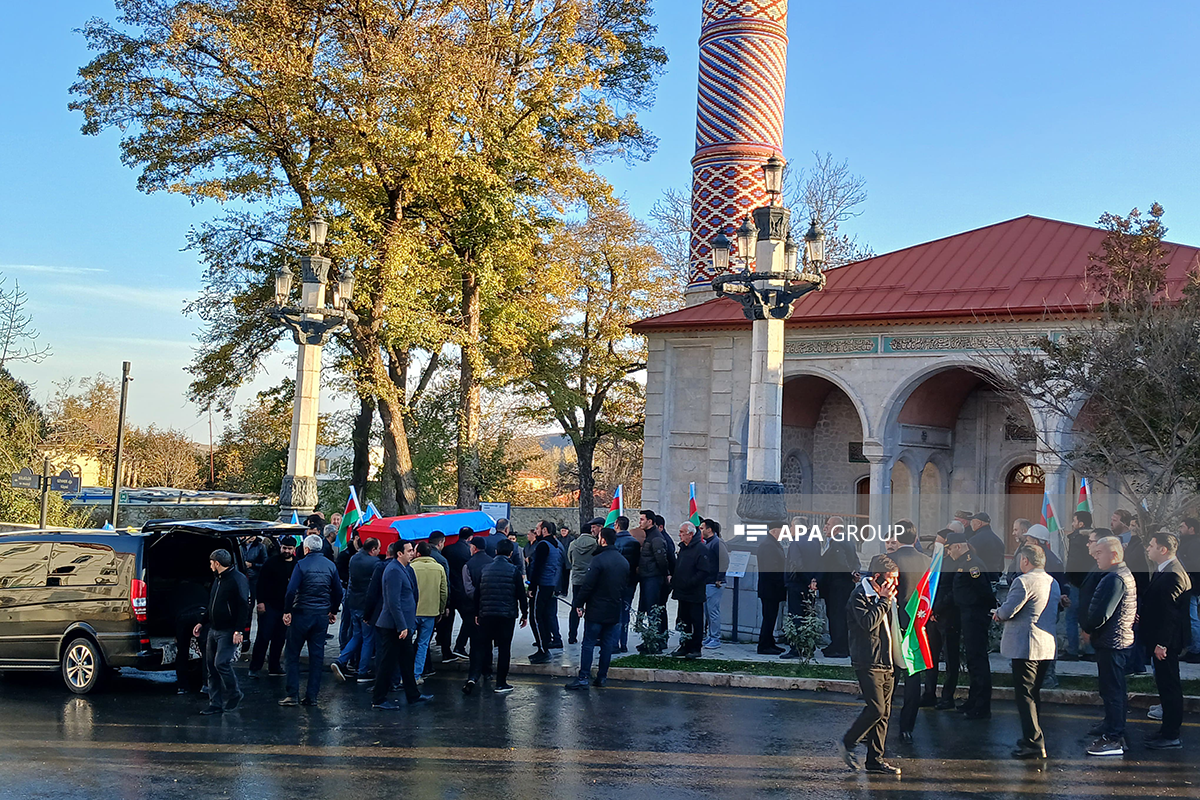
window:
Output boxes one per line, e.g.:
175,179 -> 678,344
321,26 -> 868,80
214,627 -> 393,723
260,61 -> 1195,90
0,543 -> 51,590
47,543 -> 118,587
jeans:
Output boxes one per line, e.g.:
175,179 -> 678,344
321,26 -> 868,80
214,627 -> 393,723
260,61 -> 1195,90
1012,659 -> 1050,750
1063,585 -> 1081,656
471,616 -> 516,684
620,584 -> 636,649
250,606 -> 286,674
704,584 -> 722,642
285,612 -> 329,701
1188,595 -> 1200,655
205,628 -> 240,709
334,609 -> 366,669
578,620 -> 620,682
414,616 -> 437,677
1095,647 -> 1128,739
844,668 -> 894,765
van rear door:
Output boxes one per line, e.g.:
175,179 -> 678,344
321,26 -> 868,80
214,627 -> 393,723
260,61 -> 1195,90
0,541 -> 53,664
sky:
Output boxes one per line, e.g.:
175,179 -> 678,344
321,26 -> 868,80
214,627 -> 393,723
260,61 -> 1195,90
1,1 -> 1199,435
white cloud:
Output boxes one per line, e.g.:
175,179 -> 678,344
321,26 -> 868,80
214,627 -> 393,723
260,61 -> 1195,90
50,283 -> 193,313
1,263 -> 108,276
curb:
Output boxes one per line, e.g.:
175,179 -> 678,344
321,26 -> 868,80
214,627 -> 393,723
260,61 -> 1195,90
435,658 -> 1200,712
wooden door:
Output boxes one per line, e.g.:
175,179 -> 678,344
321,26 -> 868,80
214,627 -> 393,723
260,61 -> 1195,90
1005,464 -> 1045,555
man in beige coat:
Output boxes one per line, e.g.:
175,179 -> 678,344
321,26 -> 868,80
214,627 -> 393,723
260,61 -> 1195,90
412,541 -> 449,680
994,544 -> 1061,759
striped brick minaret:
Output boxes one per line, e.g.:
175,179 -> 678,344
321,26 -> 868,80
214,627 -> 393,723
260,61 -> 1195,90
687,0 -> 788,301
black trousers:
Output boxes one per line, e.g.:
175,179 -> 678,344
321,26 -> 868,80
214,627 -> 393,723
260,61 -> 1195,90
894,666 -> 924,733
174,612 -> 205,691
471,616 -> 516,684
824,580 -> 854,655
532,586 -> 559,651
927,613 -> 960,701
451,595 -> 475,654
844,667 -> 894,765
372,627 -> 420,705
467,613 -> 494,679
1011,658 -> 1050,750
249,606 -> 286,674
568,585 -> 583,641
758,598 -> 782,650
677,600 -> 705,654
961,605 -> 992,713
435,595 -> 458,657
1152,650 -> 1183,739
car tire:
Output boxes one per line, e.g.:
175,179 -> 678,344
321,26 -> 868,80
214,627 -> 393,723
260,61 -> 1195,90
61,636 -> 104,694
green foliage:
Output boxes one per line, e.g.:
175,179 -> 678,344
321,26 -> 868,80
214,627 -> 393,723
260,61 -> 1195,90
781,597 -> 827,664
633,605 -> 670,654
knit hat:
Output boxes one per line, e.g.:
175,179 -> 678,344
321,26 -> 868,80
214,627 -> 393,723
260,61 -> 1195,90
280,536 -> 297,547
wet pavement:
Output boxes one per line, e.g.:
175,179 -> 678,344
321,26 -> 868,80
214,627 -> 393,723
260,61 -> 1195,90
0,664 -> 1197,799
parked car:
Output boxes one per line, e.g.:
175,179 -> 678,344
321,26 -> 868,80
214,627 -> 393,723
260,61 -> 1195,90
0,518 -> 305,694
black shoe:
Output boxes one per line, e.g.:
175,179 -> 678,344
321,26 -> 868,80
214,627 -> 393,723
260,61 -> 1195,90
224,692 -> 243,711
300,697 -> 318,707
918,695 -> 937,708
440,654 -> 461,664
176,687 -> 193,695
462,680 -> 476,696
409,694 -> 434,704
964,709 -> 991,720
421,669 -> 436,679
780,649 -> 800,660
1011,746 -> 1047,760
568,638 -> 578,645
331,662 -> 347,683
495,683 -> 514,695
278,696 -> 299,707
865,760 -> 901,775
451,649 -> 469,660
1058,653 -> 1080,662
837,741 -> 859,771
757,646 -> 785,656
373,701 -> 401,710
1144,736 -> 1182,750
529,651 -> 551,664
934,699 -> 956,711
592,678 -> 607,688
615,646 -> 628,654
199,705 -> 223,716
669,648 -> 688,657
899,732 -> 913,744
356,672 -> 375,685
821,649 -> 849,659
247,670 -> 261,679
267,670 -> 285,677
636,643 -> 648,653
565,679 -> 589,690
1080,653 -> 1097,662
684,652 -> 701,660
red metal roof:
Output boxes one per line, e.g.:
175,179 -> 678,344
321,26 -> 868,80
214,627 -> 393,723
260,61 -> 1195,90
632,215 -> 1200,332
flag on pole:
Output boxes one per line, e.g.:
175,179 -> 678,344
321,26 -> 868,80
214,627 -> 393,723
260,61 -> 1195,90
290,510 -> 300,525
362,501 -> 381,525
101,521 -> 115,531
901,543 -> 944,673
688,482 -> 702,527
604,485 -> 623,527
336,486 -> 363,550
1076,478 -> 1092,513
1041,491 -> 1061,534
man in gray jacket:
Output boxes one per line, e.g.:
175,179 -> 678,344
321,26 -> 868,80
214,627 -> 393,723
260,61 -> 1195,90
567,519 -> 601,645
994,544 -> 1060,759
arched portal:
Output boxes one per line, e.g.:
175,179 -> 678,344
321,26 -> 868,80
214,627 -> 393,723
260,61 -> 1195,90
781,374 -> 869,523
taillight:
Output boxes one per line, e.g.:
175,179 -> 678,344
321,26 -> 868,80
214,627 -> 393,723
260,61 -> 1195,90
131,579 -> 147,622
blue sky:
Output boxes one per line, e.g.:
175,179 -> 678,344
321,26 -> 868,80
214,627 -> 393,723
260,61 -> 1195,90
2,1 -> 1199,432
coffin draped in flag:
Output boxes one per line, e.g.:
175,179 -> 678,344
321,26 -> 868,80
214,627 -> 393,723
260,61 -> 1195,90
900,543 -> 944,673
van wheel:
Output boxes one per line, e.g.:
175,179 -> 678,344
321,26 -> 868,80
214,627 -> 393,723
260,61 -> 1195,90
61,637 -> 103,694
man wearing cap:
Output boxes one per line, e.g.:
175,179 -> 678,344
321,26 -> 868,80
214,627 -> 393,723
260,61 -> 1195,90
927,529 -> 965,709
948,529 -> 996,718
250,535 -> 299,677
567,519 -> 602,645
280,533 -> 344,707
967,512 -> 1004,578
194,549 -> 250,715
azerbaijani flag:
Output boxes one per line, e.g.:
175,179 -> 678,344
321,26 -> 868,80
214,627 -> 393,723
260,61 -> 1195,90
362,501 -> 381,525
688,482 -> 702,527
604,485 -> 624,527
1076,478 -> 1092,513
1041,491 -> 1061,534
336,486 -> 363,549
289,510 -> 299,525
901,543 -> 944,673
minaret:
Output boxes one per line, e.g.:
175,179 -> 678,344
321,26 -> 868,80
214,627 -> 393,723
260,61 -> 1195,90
687,0 -> 789,304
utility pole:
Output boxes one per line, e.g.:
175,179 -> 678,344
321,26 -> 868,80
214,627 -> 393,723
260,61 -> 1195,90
38,456 -> 51,529
110,362 -> 132,528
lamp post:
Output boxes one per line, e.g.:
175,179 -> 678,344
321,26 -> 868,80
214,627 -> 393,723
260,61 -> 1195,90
711,158 -> 826,525
270,216 -> 357,522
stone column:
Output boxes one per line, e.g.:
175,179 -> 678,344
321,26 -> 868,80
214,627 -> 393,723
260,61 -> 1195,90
737,317 -> 787,523
863,440 -> 891,557
279,267 -> 328,522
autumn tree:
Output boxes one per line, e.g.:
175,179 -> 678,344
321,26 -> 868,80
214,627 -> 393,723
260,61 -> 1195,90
511,199 -> 674,532
71,0 -> 665,514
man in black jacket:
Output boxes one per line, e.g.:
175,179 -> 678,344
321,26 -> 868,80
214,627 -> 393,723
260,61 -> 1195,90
613,516 -> 640,652
280,534 -> 344,707
240,536 -> 269,653
927,529 -> 963,709
332,537 -> 381,683
638,510 -> 672,652
756,524 -> 787,655
566,528 -> 630,689
888,526 -> 931,741
440,528 -> 474,661
1062,511 -> 1094,660
819,517 -> 859,659
670,522 -> 712,658
194,549 -> 249,715
1143,531 -> 1192,749
782,517 -> 822,659
967,512 -> 1005,578
839,554 -> 901,776
949,530 -> 996,719
462,537 -> 495,675
464,539 -> 528,695
249,536 -> 298,677
1178,518 -> 1200,663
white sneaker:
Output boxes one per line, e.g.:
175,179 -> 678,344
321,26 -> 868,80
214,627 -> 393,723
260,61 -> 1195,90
1148,704 -> 1163,720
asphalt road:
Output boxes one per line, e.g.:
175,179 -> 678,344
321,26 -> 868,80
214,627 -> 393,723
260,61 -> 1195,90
0,666 -> 1196,800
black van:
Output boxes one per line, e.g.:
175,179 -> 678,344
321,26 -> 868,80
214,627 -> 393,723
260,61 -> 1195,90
0,518 -> 305,694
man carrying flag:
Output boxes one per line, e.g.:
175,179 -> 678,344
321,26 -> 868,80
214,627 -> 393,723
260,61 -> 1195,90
336,486 -> 364,551
890,526 -> 934,743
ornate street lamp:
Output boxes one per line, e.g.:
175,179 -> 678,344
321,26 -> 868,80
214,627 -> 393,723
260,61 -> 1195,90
270,215 -> 357,521
709,156 -> 828,525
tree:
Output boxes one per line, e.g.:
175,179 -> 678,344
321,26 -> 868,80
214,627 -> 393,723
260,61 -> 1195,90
512,199 -> 674,532
128,426 -> 202,488
71,0 -> 666,515
995,205 -> 1200,524
0,277 -> 51,367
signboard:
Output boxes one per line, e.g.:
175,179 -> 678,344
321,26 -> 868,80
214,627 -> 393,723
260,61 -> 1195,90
725,549 -> 752,579
10,467 -> 38,490
49,469 -> 81,494
479,502 -> 511,523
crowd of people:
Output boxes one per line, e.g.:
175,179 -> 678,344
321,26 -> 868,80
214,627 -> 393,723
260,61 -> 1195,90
178,505 -> 1196,776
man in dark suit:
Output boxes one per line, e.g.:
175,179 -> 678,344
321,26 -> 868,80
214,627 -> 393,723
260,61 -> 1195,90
1143,531 -> 1193,749
756,524 -> 787,655
888,525 -> 931,742
371,541 -> 432,710
967,512 -> 1005,578
820,516 -> 860,659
